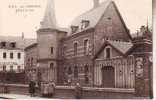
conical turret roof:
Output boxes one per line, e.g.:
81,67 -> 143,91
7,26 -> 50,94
40,0 -> 57,29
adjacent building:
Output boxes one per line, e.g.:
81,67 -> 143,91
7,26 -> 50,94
0,36 -> 36,73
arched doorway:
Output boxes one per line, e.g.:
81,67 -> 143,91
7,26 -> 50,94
102,66 -> 115,88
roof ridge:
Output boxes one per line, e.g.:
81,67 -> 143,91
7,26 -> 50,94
70,0 -> 112,25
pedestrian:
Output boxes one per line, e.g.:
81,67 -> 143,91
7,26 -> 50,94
29,80 -> 36,97
48,82 -> 55,98
75,82 -> 82,99
42,82 -> 49,97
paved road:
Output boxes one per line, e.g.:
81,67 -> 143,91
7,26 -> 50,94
0,94 -> 44,99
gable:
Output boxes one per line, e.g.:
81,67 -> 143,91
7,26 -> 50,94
96,45 -> 123,59
95,1 -> 132,42
94,40 -> 133,59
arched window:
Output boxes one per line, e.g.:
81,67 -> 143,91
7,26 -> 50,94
50,47 -> 54,54
84,65 -> 89,84
68,67 -> 72,75
84,65 -> 89,73
106,48 -> 111,59
105,47 -> 111,59
74,42 -> 78,56
74,66 -> 78,78
84,39 -> 89,55
50,63 -> 54,69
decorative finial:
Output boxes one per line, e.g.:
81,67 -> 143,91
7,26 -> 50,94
146,18 -> 149,31
22,32 -> 24,39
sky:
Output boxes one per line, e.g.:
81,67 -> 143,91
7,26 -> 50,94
0,0 -> 152,38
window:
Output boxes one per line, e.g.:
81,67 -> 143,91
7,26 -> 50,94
1,42 -> 6,47
31,58 -> 33,66
81,20 -> 90,29
3,65 -> 6,71
74,42 -> 78,56
17,53 -> 21,59
71,26 -> 78,33
10,42 -> 16,48
10,66 -> 13,71
67,67 -> 72,75
84,65 -> 89,84
18,66 -> 21,72
27,59 -> 30,66
10,53 -> 13,59
63,46 -> 66,57
85,75 -> 89,84
3,52 -> 6,59
50,63 -> 54,69
84,39 -> 89,55
105,48 -> 111,59
50,47 -> 54,54
74,66 -> 78,78
84,65 -> 89,73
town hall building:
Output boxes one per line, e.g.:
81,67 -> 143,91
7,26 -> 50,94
25,0 -> 152,98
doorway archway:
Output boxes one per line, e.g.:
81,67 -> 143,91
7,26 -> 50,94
102,66 -> 115,88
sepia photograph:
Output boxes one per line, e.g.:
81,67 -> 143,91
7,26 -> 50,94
0,0 -> 153,99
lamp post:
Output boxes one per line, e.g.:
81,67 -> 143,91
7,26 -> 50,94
36,63 -> 41,91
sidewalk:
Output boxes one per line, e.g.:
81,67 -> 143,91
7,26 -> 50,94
0,94 -> 44,99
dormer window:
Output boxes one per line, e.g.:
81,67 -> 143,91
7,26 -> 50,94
1,42 -> 6,48
71,26 -> 78,33
81,20 -> 90,29
10,42 -> 16,48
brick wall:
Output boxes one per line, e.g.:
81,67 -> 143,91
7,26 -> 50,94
58,30 -> 94,85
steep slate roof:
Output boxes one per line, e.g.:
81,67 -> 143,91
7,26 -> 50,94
0,36 -> 36,49
107,40 -> 133,54
69,0 -> 112,34
94,40 -> 133,59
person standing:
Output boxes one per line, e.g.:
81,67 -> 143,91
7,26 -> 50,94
75,83 -> 82,99
29,80 -> 36,97
41,82 -> 49,97
48,82 -> 55,97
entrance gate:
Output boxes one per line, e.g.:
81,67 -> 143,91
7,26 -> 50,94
102,66 -> 115,88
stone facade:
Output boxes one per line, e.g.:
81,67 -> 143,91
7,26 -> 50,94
36,29 -> 67,83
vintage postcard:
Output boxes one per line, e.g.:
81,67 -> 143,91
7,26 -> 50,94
0,0 -> 153,99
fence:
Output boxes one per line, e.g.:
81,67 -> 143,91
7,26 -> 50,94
0,84 -> 135,99
0,72 -> 28,84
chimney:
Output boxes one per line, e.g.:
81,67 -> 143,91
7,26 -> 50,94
93,0 -> 100,8
140,25 -> 146,34
22,32 -> 24,39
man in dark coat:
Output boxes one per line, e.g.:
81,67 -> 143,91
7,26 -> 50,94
75,83 -> 82,99
29,80 -> 36,97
